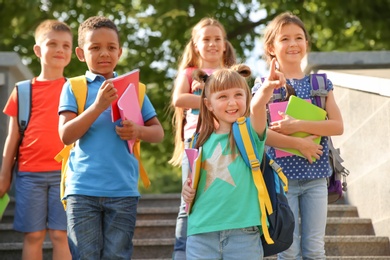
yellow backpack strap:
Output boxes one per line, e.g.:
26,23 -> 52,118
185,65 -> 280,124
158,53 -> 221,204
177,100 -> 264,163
54,76 -> 87,210
134,82 -> 150,188
236,117 -> 274,244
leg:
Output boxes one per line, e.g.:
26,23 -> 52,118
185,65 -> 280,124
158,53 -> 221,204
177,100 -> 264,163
278,179 -> 301,260
47,171 -> 71,260
300,178 -> 327,260
66,195 -> 103,259
101,196 -> 138,260
22,230 -> 46,260
48,229 -> 71,260
173,146 -> 190,260
186,232 -> 221,260
222,227 -> 263,260
14,171 -> 48,260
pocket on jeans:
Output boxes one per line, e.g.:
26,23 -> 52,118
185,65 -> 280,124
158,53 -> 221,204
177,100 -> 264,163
241,226 -> 259,234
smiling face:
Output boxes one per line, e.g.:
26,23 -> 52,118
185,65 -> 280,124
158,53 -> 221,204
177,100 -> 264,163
194,25 -> 226,68
269,23 -> 308,68
204,87 -> 247,133
76,27 -> 122,79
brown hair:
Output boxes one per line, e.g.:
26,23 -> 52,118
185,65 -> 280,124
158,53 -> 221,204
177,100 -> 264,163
78,16 -> 119,47
194,64 -> 251,151
169,17 -> 237,166
34,19 -> 72,45
263,12 -> 310,65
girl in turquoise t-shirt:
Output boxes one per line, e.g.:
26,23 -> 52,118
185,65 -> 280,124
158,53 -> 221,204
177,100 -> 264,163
182,62 -> 283,259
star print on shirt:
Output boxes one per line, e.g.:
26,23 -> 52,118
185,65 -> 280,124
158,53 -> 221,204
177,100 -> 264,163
203,142 -> 238,191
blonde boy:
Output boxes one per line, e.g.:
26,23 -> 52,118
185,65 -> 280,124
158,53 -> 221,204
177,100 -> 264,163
0,20 -> 72,259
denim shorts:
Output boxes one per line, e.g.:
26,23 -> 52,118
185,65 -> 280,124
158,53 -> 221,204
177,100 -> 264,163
66,195 -> 139,259
186,227 -> 264,260
14,171 -> 67,232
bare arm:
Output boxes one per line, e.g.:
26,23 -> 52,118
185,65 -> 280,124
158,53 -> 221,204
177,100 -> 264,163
269,90 -> 344,137
0,117 -> 19,196
266,129 -> 323,163
250,58 -> 285,136
59,80 -> 117,145
116,116 -> 164,143
172,70 -> 202,109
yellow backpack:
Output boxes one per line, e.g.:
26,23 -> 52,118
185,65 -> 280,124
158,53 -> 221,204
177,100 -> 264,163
54,76 -> 150,210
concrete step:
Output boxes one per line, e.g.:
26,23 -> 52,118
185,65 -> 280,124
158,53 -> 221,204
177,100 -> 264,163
1,193 -> 390,259
1,217 -> 376,243
1,237 -> 390,260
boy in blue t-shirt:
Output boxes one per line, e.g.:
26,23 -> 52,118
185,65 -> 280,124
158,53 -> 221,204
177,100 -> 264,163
58,16 -> 164,259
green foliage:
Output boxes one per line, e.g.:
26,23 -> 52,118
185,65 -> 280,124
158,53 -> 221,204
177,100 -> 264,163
1,0 -> 389,193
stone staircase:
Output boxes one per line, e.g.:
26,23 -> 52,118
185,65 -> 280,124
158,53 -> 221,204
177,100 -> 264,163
1,193 -> 390,259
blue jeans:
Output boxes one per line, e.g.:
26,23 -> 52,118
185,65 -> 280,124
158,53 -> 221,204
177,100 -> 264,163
173,141 -> 190,260
66,195 -> 138,260
278,178 -> 327,260
186,227 -> 263,260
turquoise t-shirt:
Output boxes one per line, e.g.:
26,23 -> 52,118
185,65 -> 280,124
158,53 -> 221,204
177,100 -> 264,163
188,125 -> 266,236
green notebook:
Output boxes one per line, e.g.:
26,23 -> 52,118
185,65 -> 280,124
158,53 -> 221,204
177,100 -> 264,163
0,193 -> 10,219
279,95 -> 327,160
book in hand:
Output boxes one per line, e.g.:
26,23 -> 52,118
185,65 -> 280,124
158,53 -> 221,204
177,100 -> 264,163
277,95 -> 327,161
268,101 -> 291,158
268,98 -> 310,158
111,69 -> 140,122
0,193 -> 10,220
184,147 -> 202,214
117,84 -> 144,154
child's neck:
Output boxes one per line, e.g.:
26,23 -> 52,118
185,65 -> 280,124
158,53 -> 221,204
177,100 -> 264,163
214,124 -> 231,134
279,64 -> 304,79
201,61 -> 222,70
37,67 -> 64,81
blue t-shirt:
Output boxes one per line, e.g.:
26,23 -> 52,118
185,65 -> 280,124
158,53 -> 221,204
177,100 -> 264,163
58,71 -> 157,198
188,123 -> 266,236
252,75 -> 333,180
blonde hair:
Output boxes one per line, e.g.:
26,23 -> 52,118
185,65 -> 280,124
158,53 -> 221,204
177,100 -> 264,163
34,20 -> 72,45
263,12 -> 310,65
169,17 -> 237,166
194,64 -> 252,151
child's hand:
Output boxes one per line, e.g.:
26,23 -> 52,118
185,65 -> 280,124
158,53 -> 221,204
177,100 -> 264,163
95,80 -> 118,111
0,170 -> 11,197
269,113 -> 299,135
182,178 -> 196,204
191,79 -> 204,93
296,136 -> 323,164
115,119 -> 141,140
263,58 -> 286,91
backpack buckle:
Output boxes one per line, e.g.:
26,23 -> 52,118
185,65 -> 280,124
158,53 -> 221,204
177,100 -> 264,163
250,159 -> 260,171
237,117 -> 246,125
310,89 -> 328,97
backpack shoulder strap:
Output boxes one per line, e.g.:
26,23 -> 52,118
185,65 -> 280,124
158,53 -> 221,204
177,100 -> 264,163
54,76 -> 88,210
15,80 -> 32,135
133,82 -> 150,188
138,82 -> 146,107
310,73 -> 328,109
69,75 -> 88,114
232,117 -> 274,244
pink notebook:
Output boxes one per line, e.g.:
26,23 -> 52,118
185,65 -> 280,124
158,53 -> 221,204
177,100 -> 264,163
268,101 -> 290,158
268,99 -> 311,158
184,147 -> 202,214
111,69 -> 139,122
117,84 -> 144,154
